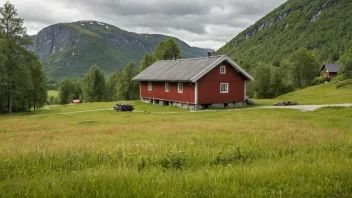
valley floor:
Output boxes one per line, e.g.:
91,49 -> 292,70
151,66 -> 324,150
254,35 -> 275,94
1,100 -> 352,197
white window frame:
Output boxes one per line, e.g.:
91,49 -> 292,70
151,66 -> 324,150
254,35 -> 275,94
220,65 -> 226,74
220,83 -> 229,93
165,82 -> 169,92
148,82 -> 152,91
178,83 -> 183,93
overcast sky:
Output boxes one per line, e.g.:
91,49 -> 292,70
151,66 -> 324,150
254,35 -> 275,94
10,0 -> 287,50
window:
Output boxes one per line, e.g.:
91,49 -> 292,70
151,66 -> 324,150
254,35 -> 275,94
220,66 -> 226,74
165,82 -> 169,92
178,83 -> 183,93
148,82 -> 152,91
220,83 -> 228,93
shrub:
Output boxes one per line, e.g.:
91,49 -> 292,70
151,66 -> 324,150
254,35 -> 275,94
335,79 -> 352,88
313,76 -> 330,85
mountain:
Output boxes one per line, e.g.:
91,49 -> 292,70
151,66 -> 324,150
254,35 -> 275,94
28,21 -> 210,79
217,0 -> 352,70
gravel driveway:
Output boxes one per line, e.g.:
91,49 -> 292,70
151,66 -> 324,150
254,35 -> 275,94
254,104 -> 352,112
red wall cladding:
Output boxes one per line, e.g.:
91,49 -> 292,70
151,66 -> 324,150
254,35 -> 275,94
197,62 -> 246,104
140,81 -> 195,104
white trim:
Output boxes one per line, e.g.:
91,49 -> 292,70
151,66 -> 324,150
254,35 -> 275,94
190,55 -> 254,82
195,82 -> 198,104
165,82 -> 169,92
244,80 -> 246,100
148,82 -> 152,91
220,83 -> 229,93
220,65 -> 226,74
190,55 -> 225,82
178,83 -> 183,93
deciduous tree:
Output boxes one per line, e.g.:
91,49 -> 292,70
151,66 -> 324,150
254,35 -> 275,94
289,48 -> 320,89
154,37 -> 181,61
116,62 -> 139,101
82,65 -> 105,102
0,1 -> 32,113
139,53 -> 156,72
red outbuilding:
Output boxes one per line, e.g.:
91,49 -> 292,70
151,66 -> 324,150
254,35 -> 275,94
132,54 -> 254,110
320,64 -> 341,78
72,99 -> 81,104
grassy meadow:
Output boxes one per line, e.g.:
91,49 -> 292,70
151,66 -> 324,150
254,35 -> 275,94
1,99 -> 352,197
254,83 -> 352,105
47,90 -> 58,98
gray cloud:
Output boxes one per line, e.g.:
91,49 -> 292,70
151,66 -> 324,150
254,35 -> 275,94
10,0 -> 287,50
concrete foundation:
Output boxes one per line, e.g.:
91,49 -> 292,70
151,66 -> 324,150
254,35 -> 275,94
141,98 -> 245,111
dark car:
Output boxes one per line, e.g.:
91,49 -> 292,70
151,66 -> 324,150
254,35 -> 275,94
113,104 -> 134,112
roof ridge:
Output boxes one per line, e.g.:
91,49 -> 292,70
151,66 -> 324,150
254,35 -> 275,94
157,55 -> 225,62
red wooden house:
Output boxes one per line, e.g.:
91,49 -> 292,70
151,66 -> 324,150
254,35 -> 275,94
320,64 -> 341,78
132,54 -> 254,110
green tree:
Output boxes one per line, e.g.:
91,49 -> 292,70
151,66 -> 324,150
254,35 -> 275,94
0,1 -> 32,113
116,62 -> 139,101
57,78 -> 82,104
58,79 -> 77,104
139,53 -> 156,72
82,65 -> 105,102
338,48 -> 352,80
251,62 -> 272,99
29,59 -> 47,111
154,37 -> 181,61
0,50 -> 6,113
289,48 -> 320,89
334,47 -> 352,87
247,62 -> 294,99
105,70 -> 122,102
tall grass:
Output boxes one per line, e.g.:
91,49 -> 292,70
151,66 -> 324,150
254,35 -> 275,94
0,103 -> 352,197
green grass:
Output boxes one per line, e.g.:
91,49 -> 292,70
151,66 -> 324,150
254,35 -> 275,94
47,90 -> 58,98
1,101 -> 352,197
254,83 -> 352,105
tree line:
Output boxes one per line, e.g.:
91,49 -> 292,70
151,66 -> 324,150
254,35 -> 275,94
56,37 -> 181,104
57,40 -> 352,103
0,1 -> 47,114
247,45 -> 352,99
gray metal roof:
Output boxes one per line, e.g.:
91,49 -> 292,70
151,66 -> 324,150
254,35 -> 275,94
321,64 -> 341,73
132,55 -> 254,82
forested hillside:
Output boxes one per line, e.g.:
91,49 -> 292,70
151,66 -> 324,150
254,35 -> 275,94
217,0 -> 352,70
28,21 -> 209,80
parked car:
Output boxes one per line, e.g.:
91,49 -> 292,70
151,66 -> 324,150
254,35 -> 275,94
112,104 -> 134,112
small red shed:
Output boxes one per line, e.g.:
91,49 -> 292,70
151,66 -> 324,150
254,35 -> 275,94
132,54 -> 254,110
320,64 -> 341,78
72,99 -> 81,104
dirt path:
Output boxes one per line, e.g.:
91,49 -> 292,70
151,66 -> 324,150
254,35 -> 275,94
252,104 -> 352,112
56,104 -> 352,115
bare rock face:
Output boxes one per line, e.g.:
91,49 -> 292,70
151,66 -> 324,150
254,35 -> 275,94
28,24 -> 78,60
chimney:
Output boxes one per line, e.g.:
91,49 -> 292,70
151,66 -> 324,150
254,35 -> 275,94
207,51 -> 212,57
173,53 -> 177,61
